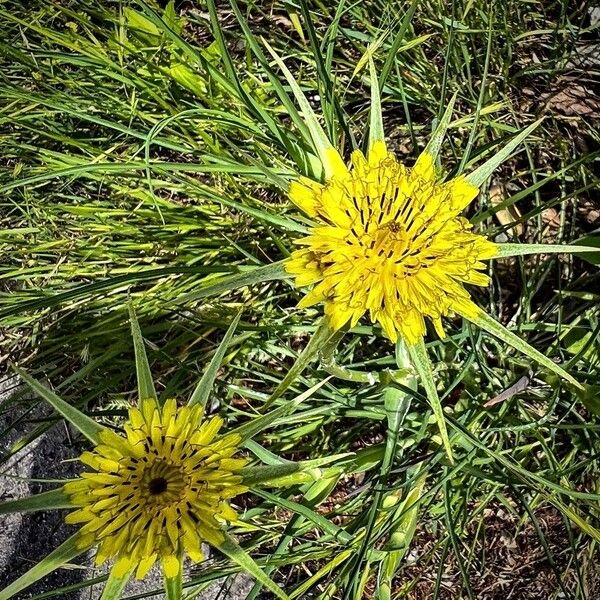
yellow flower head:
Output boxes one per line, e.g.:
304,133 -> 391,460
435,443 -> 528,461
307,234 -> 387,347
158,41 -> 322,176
285,141 -> 498,345
63,398 -> 247,580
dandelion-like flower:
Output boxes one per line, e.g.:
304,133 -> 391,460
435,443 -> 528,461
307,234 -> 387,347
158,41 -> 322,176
64,398 -> 247,579
286,142 -> 498,344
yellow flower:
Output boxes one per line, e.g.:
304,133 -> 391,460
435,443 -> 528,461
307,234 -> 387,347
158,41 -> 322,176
63,397 -> 247,580
285,140 -> 498,345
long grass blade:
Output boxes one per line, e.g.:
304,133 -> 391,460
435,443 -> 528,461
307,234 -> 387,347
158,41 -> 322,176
263,40 -> 348,180
217,534 -> 291,600
0,534 -> 86,600
13,367 -> 105,444
0,488 -> 70,514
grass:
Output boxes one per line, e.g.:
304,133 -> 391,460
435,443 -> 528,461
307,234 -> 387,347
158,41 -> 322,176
1,0 -> 599,598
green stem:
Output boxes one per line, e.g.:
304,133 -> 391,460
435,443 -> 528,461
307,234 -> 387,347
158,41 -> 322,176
164,566 -> 183,600
319,327 -> 414,385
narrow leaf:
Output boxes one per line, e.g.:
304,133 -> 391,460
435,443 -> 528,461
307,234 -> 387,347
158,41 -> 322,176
100,562 -> 135,600
13,366 -> 105,445
177,261 -> 287,305
494,242 -> 600,259
290,549 -> 354,599
406,340 -> 453,462
368,56 -> 385,151
256,489 -> 353,546
232,401 -> 301,443
235,377 -> 331,440
378,0 -> 419,89
0,534 -> 87,600
188,310 -> 243,408
464,309 -> 583,390
0,488 -> 70,515
265,320 -> 335,407
128,303 -> 157,405
466,118 -> 543,187
263,39 -> 348,181
217,534 -> 291,600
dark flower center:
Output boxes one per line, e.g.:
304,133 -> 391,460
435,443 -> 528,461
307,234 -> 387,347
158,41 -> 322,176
148,477 -> 168,495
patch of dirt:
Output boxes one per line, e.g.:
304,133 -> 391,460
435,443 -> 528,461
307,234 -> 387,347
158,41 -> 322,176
395,504 -> 599,600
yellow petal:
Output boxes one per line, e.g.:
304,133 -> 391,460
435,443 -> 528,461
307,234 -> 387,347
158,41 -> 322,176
113,556 -> 135,578
367,140 -> 387,166
135,553 -> 157,580
161,554 -> 181,578
412,151 -> 435,182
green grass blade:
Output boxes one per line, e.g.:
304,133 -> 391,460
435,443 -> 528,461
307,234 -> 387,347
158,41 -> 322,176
13,366 -> 105,444
100,563 -> 135,600
494,242 -> 600,258
0,488 -> 70,514
128,303 -> 157,405
176,261 -> 287,305
368,57 -> 384,150
227,0 -> 311,145
378,0 -> 419,90
217,534 -> 291,600
204,0 -> 291,153
407,340 -> 453,462
232,401 -> 301,442
466,118 -> 543,187
235,377 -> 330,440
0,266 -> 244,320
0,534 -> 86,600
463,309 -> 583,390
297,0 -> 354,148
188,309 -> 243,408
255,488 -> 352,545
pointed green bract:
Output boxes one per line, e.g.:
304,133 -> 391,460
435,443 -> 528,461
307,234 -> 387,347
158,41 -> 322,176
128,303 -> 157,406
466,118 -> 543,187
263,39 -> 347,181
0,488 -> 70,514
418,92 -> 458,164
463,309 -> 583,390
406,340 -> 454,462
494,242 -> 600,259
188,309 -> 243,408
100,562 -> 135,600
0,534 -> 87,600
368,56 -> 385,151
242,462 -> 301,487
14,366 -> 105,445
218,534 -> 291,600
